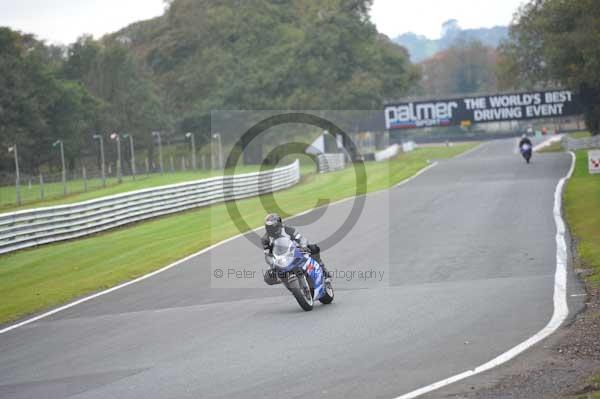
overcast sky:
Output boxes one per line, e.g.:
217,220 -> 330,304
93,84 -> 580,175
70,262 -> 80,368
0,0 -> 526,45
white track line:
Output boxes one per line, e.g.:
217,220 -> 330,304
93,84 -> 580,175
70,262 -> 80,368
394,151 -> 576,399
0,232 -> 255,335
534,135 -> 563,152
453,142 -> 485,159
394,162 -> 438,188
0,147 -> 461,336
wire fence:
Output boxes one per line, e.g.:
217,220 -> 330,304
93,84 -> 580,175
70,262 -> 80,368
0,153 -> 217,210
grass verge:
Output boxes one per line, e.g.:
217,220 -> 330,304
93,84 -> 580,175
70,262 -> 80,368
572,375 -> 600,399
564,150 -> 600,399
0,144 -> 476,325
538,140 -> 564,153
564,150 -> 600,286
571,131 -> 592,139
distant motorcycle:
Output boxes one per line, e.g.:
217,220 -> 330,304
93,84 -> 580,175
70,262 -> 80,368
520,143 -> 532,164
265,237 -> 334,311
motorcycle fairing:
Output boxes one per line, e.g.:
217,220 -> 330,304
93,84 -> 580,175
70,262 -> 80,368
303,257 -> 325,300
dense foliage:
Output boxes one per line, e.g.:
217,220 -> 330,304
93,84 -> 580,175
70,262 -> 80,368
1,0 -> 419,173
499,0 -> 600,134
0,29 -> 100,172
113,0 -> 418,132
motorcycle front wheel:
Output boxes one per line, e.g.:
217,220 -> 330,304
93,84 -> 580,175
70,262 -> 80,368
290,273 -> 314,311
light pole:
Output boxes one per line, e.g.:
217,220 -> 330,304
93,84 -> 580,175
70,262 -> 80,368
93,134 -> 106,188
152,131 -> 164,174
123,133 -> 136,180
8,145 -> 20,205
212,132 -> 223,169
185,132 -> 197,170
53,140 -> 67,195
110,133 -> 123,183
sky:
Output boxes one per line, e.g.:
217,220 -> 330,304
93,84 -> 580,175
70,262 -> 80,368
0,0 -> 526,45
371,0 -> 525,39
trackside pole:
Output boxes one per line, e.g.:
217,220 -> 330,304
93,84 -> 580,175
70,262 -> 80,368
83,167 -> 88,192
39,174 -> 44,200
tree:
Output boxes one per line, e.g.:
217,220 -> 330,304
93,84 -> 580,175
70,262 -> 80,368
61,38 -> 171,166
499,0 -> 600,134
0,28 -> 99,173
420,40 -> 498,96
111,0 -> 417,129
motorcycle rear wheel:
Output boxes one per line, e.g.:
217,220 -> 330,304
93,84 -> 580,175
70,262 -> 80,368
319,279 -> 335,304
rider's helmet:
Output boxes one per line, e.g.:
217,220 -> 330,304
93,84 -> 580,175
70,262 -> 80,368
265,213 -> 283,237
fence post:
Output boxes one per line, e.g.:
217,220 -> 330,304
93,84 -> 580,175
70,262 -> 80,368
170,156 -> 175,173
83,166 -> 88,192
39,174 -> 44,200
11,145 -> 21,206
181,157 -> 186,171
145,157 -> 150,174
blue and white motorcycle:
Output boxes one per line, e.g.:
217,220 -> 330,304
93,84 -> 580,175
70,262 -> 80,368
266,237 -> 334,311
520,143 -> 532,164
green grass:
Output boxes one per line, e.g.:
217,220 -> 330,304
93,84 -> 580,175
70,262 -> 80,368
0,164 -> 315,213
538,140 -> 564,153
0,144 -> 476,325
573,375 -> 600,399
537,131 -> 593,153
564,149 -> 600,399
564,150 -> 600,286
570,131 -> 592,139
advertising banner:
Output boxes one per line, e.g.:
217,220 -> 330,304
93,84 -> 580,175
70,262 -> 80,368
385,90 -> 583,130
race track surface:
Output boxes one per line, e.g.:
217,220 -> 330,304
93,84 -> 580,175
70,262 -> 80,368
0,139 -> 578,398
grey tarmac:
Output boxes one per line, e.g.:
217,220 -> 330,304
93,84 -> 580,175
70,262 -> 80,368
0,139 -> 585,399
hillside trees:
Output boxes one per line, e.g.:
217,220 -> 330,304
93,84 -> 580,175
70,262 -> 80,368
420,40 -> 498,96
2,0 -> 420,174
62,37 -> 171,162
115,0 -> 418,133
0,28 -> 99,173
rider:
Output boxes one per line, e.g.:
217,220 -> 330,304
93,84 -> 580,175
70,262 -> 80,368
262,213 -> 331,285
519,134 -> 533,150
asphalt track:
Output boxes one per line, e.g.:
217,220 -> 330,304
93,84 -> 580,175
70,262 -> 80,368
0,139 -> 583,398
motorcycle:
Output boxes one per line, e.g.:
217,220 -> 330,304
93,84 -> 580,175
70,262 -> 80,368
265,237 -> 334,311
520,143 -> 532,164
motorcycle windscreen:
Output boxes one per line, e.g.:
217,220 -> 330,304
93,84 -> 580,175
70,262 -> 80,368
272,237 -> 298,270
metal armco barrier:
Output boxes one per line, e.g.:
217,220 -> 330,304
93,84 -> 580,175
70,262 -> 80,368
564,135 -> 600,150
0,161 -> 300,255
317,154 -> 345,173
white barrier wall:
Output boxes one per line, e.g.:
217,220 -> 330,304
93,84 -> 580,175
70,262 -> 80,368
317,154 -> 345,173
402,141 -> 416,152
564,135 -> 600,150
0,161 -> 300,255
375,144 -> 400,161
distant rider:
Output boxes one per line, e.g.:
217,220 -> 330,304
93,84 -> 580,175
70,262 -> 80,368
519,134 -> 532,150
262,213 -> 331,285
519,134 -> 533,163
